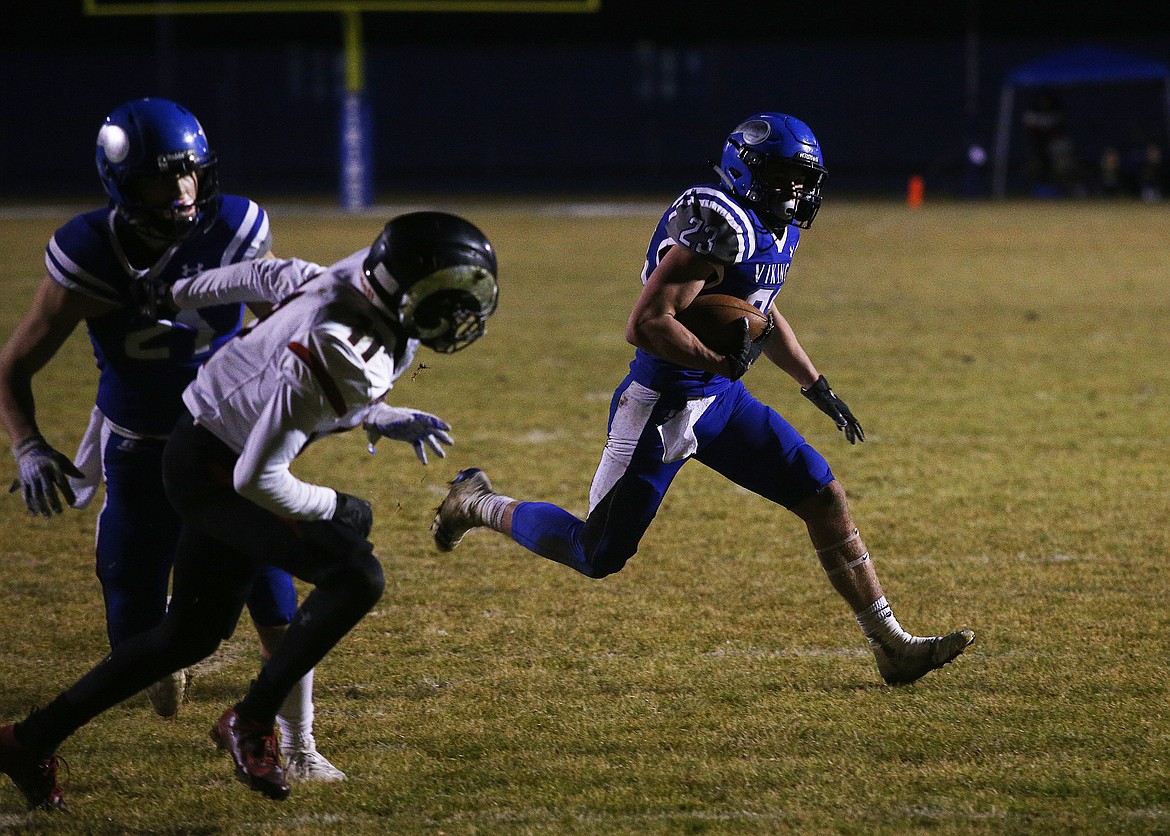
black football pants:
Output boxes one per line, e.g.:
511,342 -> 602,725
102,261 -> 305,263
18,411 -> 384,755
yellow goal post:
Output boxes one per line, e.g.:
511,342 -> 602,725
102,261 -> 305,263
83,0 -> 601,208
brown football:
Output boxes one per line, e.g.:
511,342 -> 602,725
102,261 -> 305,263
675,294 -> 769,354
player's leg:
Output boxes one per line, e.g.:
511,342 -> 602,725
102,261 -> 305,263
164,413 -> 382,797
231,519 -> 383,724
95,434 -> 175,645
432,376 -> 684,578
248,568 -> 345,782
94,432 -> 188,716
793,481 -> 974,684
696,384 -> 974,685
4,522 -> 257,806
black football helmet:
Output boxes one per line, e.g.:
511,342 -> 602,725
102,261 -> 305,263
362,212 -> 499,353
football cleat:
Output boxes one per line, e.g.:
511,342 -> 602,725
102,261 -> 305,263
145,669 -> 188,719
210,708 -> 290,800
0,723 -> 67,812
871,629 -> 975,686
431,467 -> 494,552
282,747 -> 346,782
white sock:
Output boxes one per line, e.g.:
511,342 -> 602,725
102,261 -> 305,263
276,667 -> 316,753
474,492 -> 515,531
855,597 -> 926,649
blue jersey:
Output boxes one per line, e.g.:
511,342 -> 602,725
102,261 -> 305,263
45,195 -> 271,436
630,184 -> 801,397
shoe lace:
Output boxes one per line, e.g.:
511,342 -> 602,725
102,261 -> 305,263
260,732 -> 281,766
47,754 -> 69,789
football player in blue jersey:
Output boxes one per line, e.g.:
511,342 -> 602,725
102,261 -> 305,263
0,98 -> 343,780
433,112 -> 975,686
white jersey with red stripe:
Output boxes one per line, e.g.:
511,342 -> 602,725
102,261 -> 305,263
179,251 -> 419,522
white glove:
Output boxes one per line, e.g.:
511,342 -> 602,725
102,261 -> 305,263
363,404 -> 453,465
9,435 -> 86,517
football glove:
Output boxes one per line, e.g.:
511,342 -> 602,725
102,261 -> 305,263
9,435 -> 86,517
129,276 -> 178,321
801,375 -> 865,444
332,492 -> 373,539
363,404 -> 452,465
725,314 -> 774,382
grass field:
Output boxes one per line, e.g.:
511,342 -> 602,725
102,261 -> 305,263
0,198 -> 1167,833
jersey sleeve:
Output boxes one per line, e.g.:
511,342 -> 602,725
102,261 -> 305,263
231,368 -> 339,521
664,187 -> 759,265
230,318 -> 382,521
171,257 -> 326,309
217,197 -> 273,265
44,212 -> 124,304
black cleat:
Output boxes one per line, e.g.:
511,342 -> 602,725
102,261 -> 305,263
0,723 -> 66,811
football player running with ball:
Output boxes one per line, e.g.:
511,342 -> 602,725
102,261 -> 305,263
0,98 -> 343,780
0,211 -> 499,809
433,112 -> 974,686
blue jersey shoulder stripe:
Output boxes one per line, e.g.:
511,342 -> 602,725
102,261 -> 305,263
218,197 -> 271,266
45,228 -> 120,303
684,186 -> 758,262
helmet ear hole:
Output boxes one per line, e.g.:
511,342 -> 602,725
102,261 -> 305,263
718,112 -> 827,230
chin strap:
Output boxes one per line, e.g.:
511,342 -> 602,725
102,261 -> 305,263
711,163 -> 737,191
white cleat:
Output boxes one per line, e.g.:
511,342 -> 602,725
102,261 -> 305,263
145,669 -> 188,718
871,629 -> 975,686
282,748 -> 346,782
431,468 -> 494,552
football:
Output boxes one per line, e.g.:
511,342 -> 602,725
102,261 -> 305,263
675,294 -> 769,354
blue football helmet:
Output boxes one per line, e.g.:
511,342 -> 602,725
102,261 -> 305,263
95,98 -> 219,241
715,112 -> 827,230
362,211 -> 499,354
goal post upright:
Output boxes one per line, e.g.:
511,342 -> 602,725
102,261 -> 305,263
82,0 -> 601,210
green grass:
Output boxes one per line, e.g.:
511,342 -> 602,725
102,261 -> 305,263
1,199 -> 1168,833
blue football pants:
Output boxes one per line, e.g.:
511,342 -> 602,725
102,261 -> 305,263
510,376 -> 834,578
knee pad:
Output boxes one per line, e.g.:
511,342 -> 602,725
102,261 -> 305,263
318,550 -> 385,610
157,618 -> 224,669
355,555 -> 386,608
583,549 -> 632,579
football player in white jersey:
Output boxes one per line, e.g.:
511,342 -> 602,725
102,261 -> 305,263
0,98 -> 344,780
433,112 -> 975,687
0,211 -> 499,808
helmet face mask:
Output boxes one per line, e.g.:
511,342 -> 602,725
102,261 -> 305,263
95,98 -> 220,243
362,212 -> 499,354
400,265 -> 499,353
716,113 -> 827,230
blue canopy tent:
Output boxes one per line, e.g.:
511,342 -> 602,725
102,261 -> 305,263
991,46 -> 1170,197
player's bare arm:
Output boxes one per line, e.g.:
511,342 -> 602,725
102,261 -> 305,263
1,278 -> 115,515
626,245 -> 736,376
0,277 -> 115,448
760,301 -> 820,389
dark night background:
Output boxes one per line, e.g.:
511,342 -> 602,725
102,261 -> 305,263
2,1 -> 1168,202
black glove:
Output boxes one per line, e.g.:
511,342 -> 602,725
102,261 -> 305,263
9,435 -> 86,517
129,276 -> 178,321
725,314 -> 774,381
801,375 -> 865,444
332,492 -> 374,538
